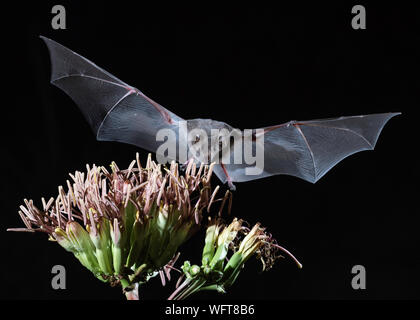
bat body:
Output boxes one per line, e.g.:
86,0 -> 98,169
41,36 -> 399,189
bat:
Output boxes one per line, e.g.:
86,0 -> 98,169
40,36 -> 399,190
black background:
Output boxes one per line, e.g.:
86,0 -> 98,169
2,2 -> 418,301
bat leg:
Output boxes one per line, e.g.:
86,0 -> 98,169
220,162 -> 236,191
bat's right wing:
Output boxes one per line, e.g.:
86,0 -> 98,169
41,36 -> 184,158
213,113 -> 400,185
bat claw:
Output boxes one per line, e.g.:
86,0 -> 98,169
220,162 -> 236,191
228,181 -> 236,191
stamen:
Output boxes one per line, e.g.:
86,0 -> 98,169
270,243 -> 303,269
207,162 -> 215,182
218,190 -> 230,217
156,177 -> 167,206
136,152 -> 142,171
207,185 -> 220,212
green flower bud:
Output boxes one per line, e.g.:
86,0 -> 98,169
66,221 -> 101,276
221,251 -> 245,288
190,265 -> 201,277
202,221 -> 220,266
126,218 -> 148,269
54,227 -> 76,253
89,215 -> 114,275
109,218 -> 126,275
209,218 -> 242,270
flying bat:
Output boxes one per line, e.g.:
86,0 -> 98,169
40,36 -> 399,190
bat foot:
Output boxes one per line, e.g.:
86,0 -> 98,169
228,181 -> 236,191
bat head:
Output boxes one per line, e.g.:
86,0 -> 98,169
186,119 -> 240,164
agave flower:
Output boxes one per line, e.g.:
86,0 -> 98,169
168,218 -> 302,300
8,154 -> 230,299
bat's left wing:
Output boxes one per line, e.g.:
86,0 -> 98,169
41,36 -> 184,160
213,112 -> 400,186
